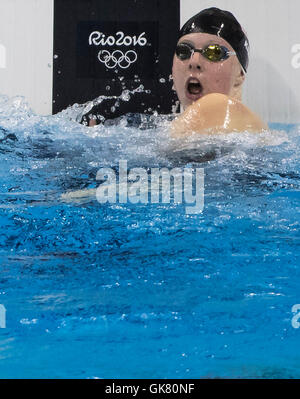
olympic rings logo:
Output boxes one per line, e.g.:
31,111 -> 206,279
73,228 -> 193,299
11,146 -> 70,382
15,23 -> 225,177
98,50 -> 138,69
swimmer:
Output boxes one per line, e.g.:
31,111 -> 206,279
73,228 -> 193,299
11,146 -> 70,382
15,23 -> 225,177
170,7 -> 268,136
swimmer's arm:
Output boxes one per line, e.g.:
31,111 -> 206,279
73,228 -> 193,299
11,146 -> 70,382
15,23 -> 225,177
170,93 -> 268,137
61,188 -> 96,203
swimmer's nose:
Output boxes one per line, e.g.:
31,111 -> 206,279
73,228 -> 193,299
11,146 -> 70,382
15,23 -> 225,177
189,51 -> 202,71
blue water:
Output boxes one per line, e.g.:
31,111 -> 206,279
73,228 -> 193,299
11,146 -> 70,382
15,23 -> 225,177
0,94 -> 299,378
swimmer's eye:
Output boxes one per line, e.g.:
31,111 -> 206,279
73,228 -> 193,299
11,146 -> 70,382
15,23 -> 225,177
175,43 -> 194,60
175,43 -> 236,62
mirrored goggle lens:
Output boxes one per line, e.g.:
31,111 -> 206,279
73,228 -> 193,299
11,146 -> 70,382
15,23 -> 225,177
202,45 -> 228,62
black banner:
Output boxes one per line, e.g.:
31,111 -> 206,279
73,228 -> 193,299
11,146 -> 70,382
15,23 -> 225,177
53,0 -> 180,116
0,379 -> 296,397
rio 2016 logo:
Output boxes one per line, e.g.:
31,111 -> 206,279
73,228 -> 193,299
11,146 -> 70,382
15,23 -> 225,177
89,31 -> 148,70
89,31 -> 147,47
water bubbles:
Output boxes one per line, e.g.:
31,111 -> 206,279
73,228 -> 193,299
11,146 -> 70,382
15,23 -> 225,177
120,90 -> 131,102
172,101 -> 180,114
159,78 -> 166,83
20,318 -> 38,325
135,84 -> 144,93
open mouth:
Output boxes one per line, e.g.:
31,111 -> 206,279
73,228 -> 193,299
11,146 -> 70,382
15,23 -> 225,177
186,78 -> 203,100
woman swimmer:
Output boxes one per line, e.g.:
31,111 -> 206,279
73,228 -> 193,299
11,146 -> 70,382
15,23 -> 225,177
170,7 -> 267,136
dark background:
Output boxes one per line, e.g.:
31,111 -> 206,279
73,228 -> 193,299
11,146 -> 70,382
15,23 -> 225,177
53,0 -> 180,116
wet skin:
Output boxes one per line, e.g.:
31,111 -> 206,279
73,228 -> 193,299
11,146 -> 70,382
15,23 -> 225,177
171,32 -> 267,135
172,32 -> 245,109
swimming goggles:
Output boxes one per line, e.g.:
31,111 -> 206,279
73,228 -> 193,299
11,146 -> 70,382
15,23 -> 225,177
175,42 -> 236,62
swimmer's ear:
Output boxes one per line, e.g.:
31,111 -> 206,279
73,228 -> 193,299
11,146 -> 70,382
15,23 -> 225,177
234,68 -> 246,87
230,68 -> 245,100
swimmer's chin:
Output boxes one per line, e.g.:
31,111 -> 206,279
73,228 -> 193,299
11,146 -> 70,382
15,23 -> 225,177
171,93 -> 268,137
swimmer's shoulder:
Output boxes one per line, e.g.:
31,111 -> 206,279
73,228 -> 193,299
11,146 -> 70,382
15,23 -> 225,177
170,93 -> 268,136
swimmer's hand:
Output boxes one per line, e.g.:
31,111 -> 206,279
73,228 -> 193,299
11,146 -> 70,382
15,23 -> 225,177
89,119 -> 98,127
170,93 -> 268,137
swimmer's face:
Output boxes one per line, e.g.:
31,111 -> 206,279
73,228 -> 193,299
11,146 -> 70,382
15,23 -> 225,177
172,32 -> 245,110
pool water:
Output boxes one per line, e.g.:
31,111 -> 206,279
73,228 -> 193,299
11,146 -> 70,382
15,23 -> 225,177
0,94 -> 299,378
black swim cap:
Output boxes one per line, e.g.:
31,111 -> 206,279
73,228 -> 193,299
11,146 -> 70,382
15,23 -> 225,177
179,7 -> 249,73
